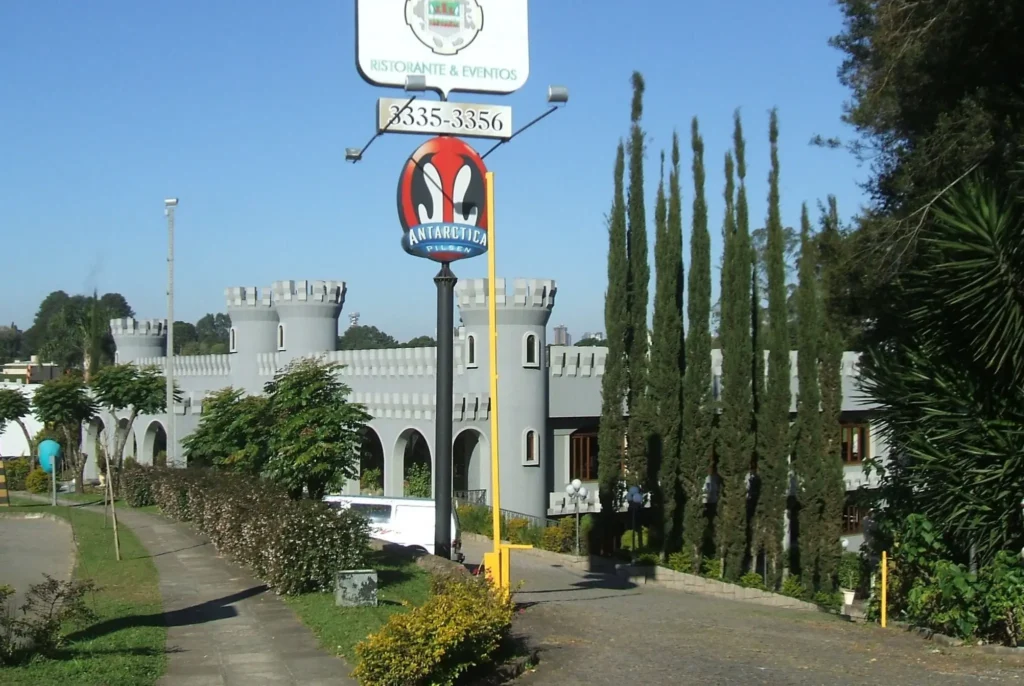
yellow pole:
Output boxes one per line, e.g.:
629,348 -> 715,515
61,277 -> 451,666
881,550 -> 888,628
485,171 -> 503,587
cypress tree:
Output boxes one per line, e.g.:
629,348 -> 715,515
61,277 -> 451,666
793,203 -> 824,589
625,72 -> 651,489
755,109 -> 791,587
681,118 -> 714,569
598,143 -> 629,537
651,137 -> 685,552
818,196 -> 845,588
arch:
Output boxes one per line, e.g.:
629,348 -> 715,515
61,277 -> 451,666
359,427 -> 385,495
522,332 -> 539,367
395,428 -> 432,498
453,428 -> 487,497
466,334 -> 477,368
141,420 -> 167,467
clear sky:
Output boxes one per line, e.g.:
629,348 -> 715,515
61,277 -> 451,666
1,0 -> 866,342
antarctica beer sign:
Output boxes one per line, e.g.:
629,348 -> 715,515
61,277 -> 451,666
398,137 -> 488,263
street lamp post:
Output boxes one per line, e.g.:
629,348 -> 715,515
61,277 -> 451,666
164,198 -> 178,467
564,479 -> 589,557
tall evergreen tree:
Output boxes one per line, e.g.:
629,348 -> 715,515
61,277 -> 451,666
754,109 -> 791,586
793,203 -> 825,588
625,71 -> 651,489
818,196 -> 846,588
598,143 -> 629,536
681,119 -> 714,569
651,136 -> 685,553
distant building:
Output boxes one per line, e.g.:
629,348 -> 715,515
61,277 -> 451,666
552,324 -> 571,346
1,356 -> 61,384
348,312 -> 361,329
580,331 -> 605,342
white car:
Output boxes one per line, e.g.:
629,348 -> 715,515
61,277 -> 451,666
323,494 -> 464,562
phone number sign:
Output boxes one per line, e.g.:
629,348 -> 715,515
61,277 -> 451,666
377,97 -> 512,140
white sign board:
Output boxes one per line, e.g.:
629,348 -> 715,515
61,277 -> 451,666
356,0 -> 530,97
378,97 -> 512,140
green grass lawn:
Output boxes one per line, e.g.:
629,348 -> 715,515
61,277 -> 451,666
0,497 -> 166,686
285,548 -> 432,664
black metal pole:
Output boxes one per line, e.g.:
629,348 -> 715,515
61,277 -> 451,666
434,263 -> 457,559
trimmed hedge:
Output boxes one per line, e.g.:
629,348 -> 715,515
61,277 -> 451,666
3,458 -> 30,492
137,467 -> 371,595
353,575 -> 515,686
25,468 -> 50,494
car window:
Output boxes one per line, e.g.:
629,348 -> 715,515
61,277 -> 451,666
349,503 -> 392,524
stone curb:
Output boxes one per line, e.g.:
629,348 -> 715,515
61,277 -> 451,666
891,620 -> 1024,655
463,532 -> 821,612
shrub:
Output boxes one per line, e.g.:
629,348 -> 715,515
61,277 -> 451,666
4,458 -> 30,491
148,468 -> 370,594
619,526 -> 649,551
360,466 -> 383,495
700,557 -> 722,579
780,575 -> 810,600
838,552 -> 862,590
353,575 -> 515,686
666,552 -> 694,574
0,576 -> 96,666
25,468 -> 50,494
815,590 -> 844,613
739,572 -> 768,591
404,462 -> 431,498
120,466 -> 155,507
579,513 -> 596,554
634,552 -> 660,566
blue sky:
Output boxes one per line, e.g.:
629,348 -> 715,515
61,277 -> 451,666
1,0 -> 865,342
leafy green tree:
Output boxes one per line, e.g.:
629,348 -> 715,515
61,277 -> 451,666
0,387 -> 34,460
716,129 -> 755,580
404,462 -> 432,498
793,204 -> 825,588
0,324 -> 23,365
90,364 -> 179,483
195,313 -> 231,350
598,143 -> 629,535
263,358 -> 371,500
625,71 -> 651,488
182,388 -> 272,474
650,137 -> 685,553
337,325 -> 400,351
31,376 -> 97,493
818,196 -> 846,587
861,171 -> 1024,565
681,118 -> 715,569
30,291 -> 132,377
173,322 -> 199,354
754,109 -> 792,587
576,336 -> 606,347
403,335 -> 436,347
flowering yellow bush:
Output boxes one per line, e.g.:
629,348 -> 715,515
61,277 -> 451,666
353,575 -> 515,686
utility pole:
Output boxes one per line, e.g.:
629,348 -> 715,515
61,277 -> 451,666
164,198 -> 178,466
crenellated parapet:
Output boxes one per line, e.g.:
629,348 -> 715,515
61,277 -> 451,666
110,318 -> 167,363
455,278 -> 556,327
225,286 -> 273,309
271,279 -> 346,306
549,345 -> 607,378
133,354 -> 231,376
110,317 -> 167,337
349,390 -> 490,421
326,347 -> 437,378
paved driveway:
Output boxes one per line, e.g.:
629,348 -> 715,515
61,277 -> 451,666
462,540 -> 1024,685
0,514 -> 75,616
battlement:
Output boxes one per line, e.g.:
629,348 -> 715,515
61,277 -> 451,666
455,278 -> 557,311
110,318 -> 166,337
225,286 -> 273,309
549,345 -> 607,378
271,280 -> 346,306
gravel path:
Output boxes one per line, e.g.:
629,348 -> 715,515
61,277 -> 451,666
462,539 -> 1024,685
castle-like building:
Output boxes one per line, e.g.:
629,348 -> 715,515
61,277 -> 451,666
88,277 -> 882,549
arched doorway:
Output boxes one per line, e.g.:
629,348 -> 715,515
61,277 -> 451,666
395,429 -> 431,498
142,421 -> 167,467
360,428 -> 385,495
453,429 -> 486,504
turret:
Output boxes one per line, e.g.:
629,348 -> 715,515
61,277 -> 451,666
225,286 -> 278,393
271,280 -> 346,363
110,318 -> 166,363
455,278 -> 556,520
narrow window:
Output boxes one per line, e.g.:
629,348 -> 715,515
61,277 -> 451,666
467,334 -> 477,367
524,430 -> 538,464
229,328 -> 237,353
277,324 -> 286,350
524,333 -> 538,366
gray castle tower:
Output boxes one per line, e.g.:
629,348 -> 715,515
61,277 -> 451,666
271,280 -> 346,365
456,278 -> 556,518
225,286 -> 278,393
110,318 -> 166,363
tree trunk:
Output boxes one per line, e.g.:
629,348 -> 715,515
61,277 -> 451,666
111,410 -> 137,499
14,418 -> 35,468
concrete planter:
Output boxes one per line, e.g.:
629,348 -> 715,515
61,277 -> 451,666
335,569 -> 378,607
842,589 -> 856,606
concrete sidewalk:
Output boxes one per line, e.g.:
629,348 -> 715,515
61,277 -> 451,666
18,494 -> 355,686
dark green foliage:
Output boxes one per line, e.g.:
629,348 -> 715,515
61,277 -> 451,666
31,376 -> 97,493
598,142 -> 629,530
793,205 -> 825,588
817,197 -> 846,588
650,136 -> 685,553
22,291 -> 133,375
754,109 -> 791,588
337,325 -> 400,351
861,172 -> 1024,566
119,463 -> 155,507
681,118 -> 714,569
625,71 -> 651,488
182,388 -> 273,474
146,468 -> 370,594
716,129 -> 755,580
3,457 -> 30,491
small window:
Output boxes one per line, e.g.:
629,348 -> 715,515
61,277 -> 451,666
570,430 -> 598,481
277,324 -> 286,351
523,429 -> 539,465
467,334 -> 477,367
842,503 -> 870,534
841,423 -> 870,465
349,503 -> 392,524
229,327 -> 237,353
523,333 -> 539,367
